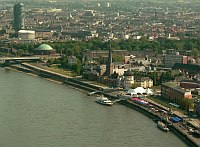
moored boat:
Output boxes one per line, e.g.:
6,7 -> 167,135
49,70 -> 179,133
157,121 -> 169,132
95,95 -> 113,106
87,91 -> 98,96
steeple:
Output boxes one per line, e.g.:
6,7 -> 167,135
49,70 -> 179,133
108,40 -> 112,64
105,40 -> 113,76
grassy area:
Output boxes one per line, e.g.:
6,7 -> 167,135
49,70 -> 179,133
148,96 -> 188,115
44,67 -> 76,77
30,63 -> 76,77
148,96 -> 174,108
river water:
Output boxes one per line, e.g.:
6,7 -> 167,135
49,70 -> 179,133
0,68 -> 188,147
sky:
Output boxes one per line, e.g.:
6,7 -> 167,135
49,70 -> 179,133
1,0 -> 200,3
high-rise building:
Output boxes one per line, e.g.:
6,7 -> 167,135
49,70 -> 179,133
13,3 -> 25,32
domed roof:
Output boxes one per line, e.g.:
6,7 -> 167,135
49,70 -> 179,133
35,44 -> 53,51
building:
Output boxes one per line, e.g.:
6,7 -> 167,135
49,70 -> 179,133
124,55 -> 135,64
13,3 -> 25,32
180,80 -> 200,89
163,54 -> 187,68
85,50 -> 129,64
124,70 -> 134,89
18,30 -> 35,43
34,44 -> 56,55
83,10 -> 95,17
161,82 -> 193,109
35,30 -> 55,39
162,49 -> 188,68
112,63 -> 128,76
67,56 -> 77,65
135,77 -> 153,88
18,30 -> 35,40
141,77 -> 153,88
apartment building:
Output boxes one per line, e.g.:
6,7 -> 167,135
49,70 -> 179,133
163,50 -> 188,68
161,82 -> 192,109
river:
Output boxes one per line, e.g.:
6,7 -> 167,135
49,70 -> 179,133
0,68 -> 188,147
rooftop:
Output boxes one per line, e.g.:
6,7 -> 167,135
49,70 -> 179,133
35,44 -> 53,51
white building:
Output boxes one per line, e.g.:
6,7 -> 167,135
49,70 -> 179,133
141,77 -> 153,88
18,30 -> 35,43
18,30 -> 35,40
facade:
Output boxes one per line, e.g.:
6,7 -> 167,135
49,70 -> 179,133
98,65 -> 107,76
35,30 -> 55,39
112,67 -> 127,76
124,70 -> 134,89
18,30 -> 35,43
13,3 -> 25,32
18,30 -> 35,40
85,50 -> 129,64
141,77 -> 153,88
161,82 -> 192,109
163,55 -> 187,68
124,55 -> 135,64
135,77 -> 153,88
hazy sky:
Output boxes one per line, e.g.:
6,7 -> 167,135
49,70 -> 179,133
2,0 -> 200,3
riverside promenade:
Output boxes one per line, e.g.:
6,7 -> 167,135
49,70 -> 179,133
11,63 -> 200,147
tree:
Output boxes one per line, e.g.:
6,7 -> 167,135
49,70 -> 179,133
148,72 -> 157,86
159,71 -> 174,83
191,48 -> 199,59
65,49 -> 73,56
76,59 -> 82,75
16,49 -> 24,57
47,58 -> 54,65
112,54 -> 124,62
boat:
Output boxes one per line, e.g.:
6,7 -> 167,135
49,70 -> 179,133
95,95 -> 113,106
157,121 -> 169,132
87,91 -> 98,96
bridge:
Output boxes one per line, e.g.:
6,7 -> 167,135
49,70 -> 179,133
0,57 -> 41,65
0,57 -> 41,61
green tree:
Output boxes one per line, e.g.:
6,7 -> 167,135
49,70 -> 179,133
65,49 -> 73,56
191,48 -> 199,59
47,58 -> 54,65
112,54 -> 124,62
76,59 -> 82,75
16,49 -> 24,57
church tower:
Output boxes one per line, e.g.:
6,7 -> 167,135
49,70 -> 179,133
105,41 -> 113,76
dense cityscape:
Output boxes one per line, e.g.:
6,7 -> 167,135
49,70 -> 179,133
0,0 -> 199,146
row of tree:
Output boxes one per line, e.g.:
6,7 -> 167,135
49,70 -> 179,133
3,37 -> 200,58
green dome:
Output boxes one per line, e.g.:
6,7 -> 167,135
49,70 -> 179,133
35,44 -> 53,51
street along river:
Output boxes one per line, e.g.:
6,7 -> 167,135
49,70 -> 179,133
0,68 -> 188,147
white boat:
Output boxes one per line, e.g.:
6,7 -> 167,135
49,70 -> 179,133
95,95 -> 113,106
87,91 -> 98,96
157,121 -> 169,132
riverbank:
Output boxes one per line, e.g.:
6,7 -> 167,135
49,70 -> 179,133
7,63 -> 200,147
